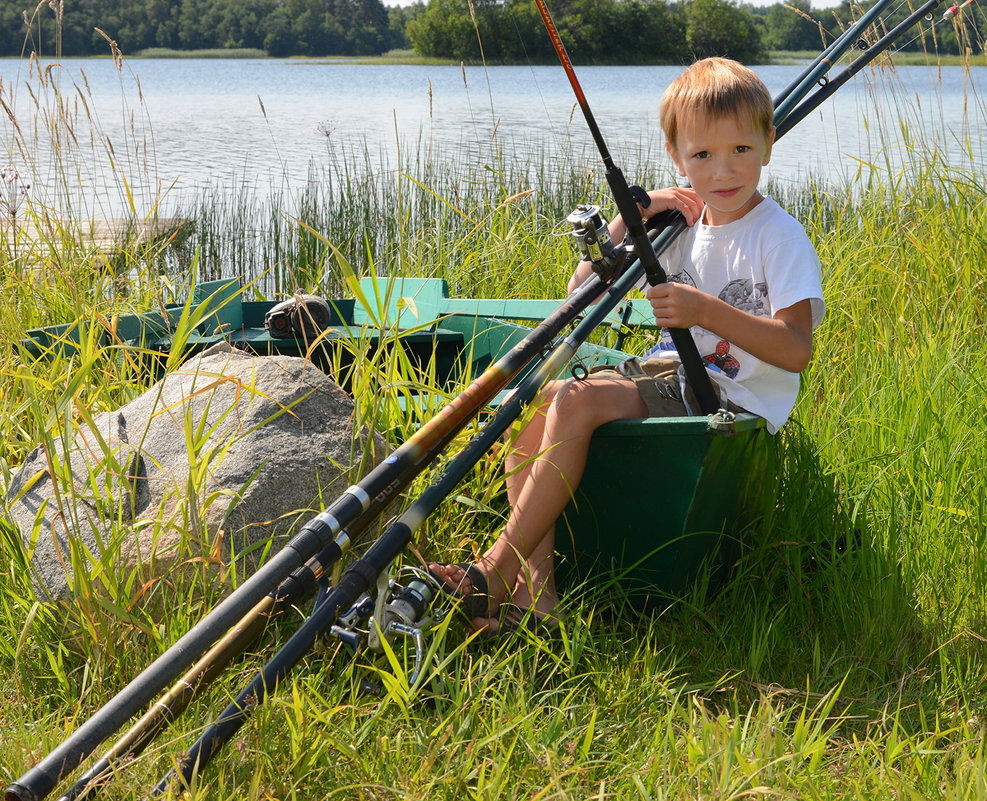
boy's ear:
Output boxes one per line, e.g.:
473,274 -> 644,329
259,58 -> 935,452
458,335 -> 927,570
665,140 -> 687,177
762,126 -> 777,166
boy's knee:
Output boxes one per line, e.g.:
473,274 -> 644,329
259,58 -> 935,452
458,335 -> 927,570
550,379 -> 602,429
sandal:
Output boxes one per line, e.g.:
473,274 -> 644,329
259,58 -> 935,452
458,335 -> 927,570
428,562 -> 491,620
493,603 -> 562,640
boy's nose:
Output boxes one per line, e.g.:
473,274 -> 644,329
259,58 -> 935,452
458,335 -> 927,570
712,158 -> 733,178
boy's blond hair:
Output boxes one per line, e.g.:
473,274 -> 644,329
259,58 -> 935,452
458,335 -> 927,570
660,57 -> 774,149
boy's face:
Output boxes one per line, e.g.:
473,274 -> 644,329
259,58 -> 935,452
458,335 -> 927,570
666,110 -> 775,226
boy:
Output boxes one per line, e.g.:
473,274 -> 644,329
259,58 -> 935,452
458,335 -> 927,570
430,57 -> 825,634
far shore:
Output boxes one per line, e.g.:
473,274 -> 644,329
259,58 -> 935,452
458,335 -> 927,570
125,47 -> 985,67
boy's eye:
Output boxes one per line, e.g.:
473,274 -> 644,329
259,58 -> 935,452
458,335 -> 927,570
736,145 -> 751,153
694,151 -> 709,159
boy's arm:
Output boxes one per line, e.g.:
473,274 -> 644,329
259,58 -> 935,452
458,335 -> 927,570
566,187 -> 703,295
647,283 -> 814,373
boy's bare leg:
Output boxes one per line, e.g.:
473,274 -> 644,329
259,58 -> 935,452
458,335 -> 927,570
504,383 -> 560,616
431,375 -> 647,632
510,528 -> 558,619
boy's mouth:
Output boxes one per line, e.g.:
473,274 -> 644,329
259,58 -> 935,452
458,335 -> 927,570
712,187 -> 741,199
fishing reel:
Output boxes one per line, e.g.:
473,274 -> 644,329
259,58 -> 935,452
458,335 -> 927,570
567,204 -> 627,283
321,566 -> 444,689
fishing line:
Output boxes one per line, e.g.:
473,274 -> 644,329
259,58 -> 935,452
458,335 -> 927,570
505,8 -> 582,172
886,0 -> 979,53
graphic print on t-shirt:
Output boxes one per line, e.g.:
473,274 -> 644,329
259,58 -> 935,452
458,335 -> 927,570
718,278 -> 769,317
703,340 -> 741,378
646,274 -> 770,369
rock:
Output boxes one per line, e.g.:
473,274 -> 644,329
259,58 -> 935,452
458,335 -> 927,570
4,343 -> 389,602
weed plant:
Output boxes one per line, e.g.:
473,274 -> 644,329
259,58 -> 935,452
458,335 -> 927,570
2,48 -> 987,801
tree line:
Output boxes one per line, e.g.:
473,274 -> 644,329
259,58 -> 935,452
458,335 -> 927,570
1,0 -> 982,61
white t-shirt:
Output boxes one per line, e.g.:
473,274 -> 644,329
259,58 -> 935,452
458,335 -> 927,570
639,196 -> 825,433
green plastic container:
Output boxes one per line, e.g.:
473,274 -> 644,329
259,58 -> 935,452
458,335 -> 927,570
557,413 -> 777,606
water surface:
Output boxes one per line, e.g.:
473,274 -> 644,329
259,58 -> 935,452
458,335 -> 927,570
0,58 -> 983,216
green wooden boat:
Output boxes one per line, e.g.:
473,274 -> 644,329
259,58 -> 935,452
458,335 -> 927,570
21,277 -> 776,605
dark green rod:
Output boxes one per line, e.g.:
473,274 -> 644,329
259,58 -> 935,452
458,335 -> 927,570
776,0 -> 948,139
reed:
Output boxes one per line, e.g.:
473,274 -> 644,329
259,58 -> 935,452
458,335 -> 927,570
2,50 -> 987,801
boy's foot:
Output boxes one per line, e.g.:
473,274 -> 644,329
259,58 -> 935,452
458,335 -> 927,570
494,603 -> 562,639
510,581 -> 560,623
428,562 -> 499,631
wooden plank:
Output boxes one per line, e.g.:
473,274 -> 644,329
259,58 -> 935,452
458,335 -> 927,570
4,216 -> 190,257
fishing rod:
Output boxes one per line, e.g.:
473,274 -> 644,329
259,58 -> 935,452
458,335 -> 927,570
776,0 -> 954,138
140,0 -> 956,777
4,272 -> 609,801
538,0 -> 940,300
149,253 -> 657,797
528,0 -> 913,412
531,0 -> 721,417
773,0 -> 904,126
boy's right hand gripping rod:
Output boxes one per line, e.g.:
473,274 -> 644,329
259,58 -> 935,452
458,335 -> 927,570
533,0 -> 721,414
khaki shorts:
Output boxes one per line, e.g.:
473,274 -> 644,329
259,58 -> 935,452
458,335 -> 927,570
589,356 -> 738,418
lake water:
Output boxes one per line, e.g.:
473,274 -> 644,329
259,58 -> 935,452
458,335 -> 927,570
0,57 -> 984,218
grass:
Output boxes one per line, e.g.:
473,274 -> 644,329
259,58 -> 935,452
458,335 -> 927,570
134,48 -> 269,59
2,46 -> 987,801
770,49 -> 987,67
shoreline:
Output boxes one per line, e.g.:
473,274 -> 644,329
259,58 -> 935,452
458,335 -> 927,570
108,48 -> 987,67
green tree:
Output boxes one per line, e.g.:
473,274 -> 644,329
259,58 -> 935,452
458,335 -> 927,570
327,0 -> 390,55
262,7 -> 296,56
388,3 -> 424,50
763,0 -> 823,52
407,0 -> 480,60
609,0 -> 689,65
176,0 -> 221,50
286,0 -> 332,55
214,0 -> 278,50
686,0 -> 763,62
146,0 -> 180,50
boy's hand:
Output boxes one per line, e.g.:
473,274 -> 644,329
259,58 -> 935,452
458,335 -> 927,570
646,282 -> 707,329
642,187 -> 703,227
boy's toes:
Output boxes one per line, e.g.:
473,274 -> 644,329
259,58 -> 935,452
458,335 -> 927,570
427,561 -> 491,620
